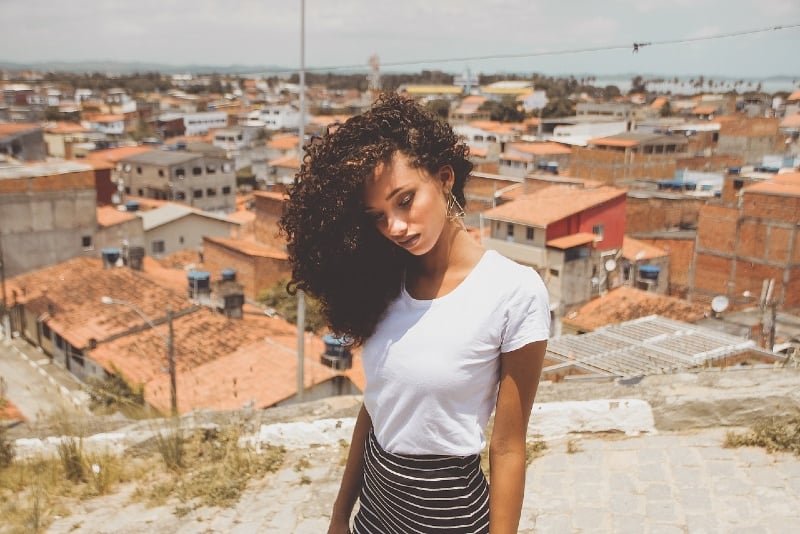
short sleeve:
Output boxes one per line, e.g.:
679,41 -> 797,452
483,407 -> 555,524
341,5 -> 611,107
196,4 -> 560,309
500,267 -> 551,353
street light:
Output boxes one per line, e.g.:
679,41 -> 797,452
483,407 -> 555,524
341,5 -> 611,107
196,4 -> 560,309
101,296 -> 177,416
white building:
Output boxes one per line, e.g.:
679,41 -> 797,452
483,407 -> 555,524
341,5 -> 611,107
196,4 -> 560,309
259,104 -> 302,131
183,112 -> 229,136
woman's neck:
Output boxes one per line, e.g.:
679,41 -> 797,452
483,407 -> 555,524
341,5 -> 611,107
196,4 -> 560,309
406,223 -> 484,297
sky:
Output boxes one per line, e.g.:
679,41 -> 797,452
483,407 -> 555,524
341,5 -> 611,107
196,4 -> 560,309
1,0 -> 798,78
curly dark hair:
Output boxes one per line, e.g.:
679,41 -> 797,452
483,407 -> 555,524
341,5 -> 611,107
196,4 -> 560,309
279,93 -> 473,345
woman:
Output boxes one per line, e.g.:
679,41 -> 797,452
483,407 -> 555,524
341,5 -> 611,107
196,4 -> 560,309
280,94 -> 550,533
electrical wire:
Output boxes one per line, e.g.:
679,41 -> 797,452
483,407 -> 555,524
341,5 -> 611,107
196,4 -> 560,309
266,23 -> 800,74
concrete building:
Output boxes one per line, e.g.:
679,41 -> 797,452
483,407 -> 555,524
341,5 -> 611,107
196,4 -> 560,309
94,206 -> 146,254
570,132 -> 689,184
138,203 -> 241,259
714,117 -> 781,165
619,236 -> 670,294
497,141 -> 572,178
118,150 -> 236,213
481,185 -> 627,323
0,123 -> 47,161
0,162 -> 98,277
202,236 -> 290,299
689,172 -> 800,311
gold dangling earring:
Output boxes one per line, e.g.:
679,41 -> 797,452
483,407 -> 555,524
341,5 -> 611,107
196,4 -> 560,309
446,190 -> 466,229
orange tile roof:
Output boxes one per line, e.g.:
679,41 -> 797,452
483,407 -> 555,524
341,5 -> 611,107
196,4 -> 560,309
205,236 -> 288,259
143,324 -> 342,413
508,141 -> 572,156
467,120 -> 524,135
546,232 -> 597,249
6,257 -> 190,350
743,172 -> 800,197
469,146 -> 488,158
787,89 -> 800,102
483,185 -> 627,226
500,153 -> 529,163
780,113 -> 800,129
562,286 -> 707,332
692,105 -> 717,115
96,205 -> 138,227
85,114 -> 125,123
85,145 -> 154,165
0,123 -> 40,137
269,155 -> 300,169
267,134 -> 300,151
253,191 -> 287,201
621,236 -> 669,261
651,97 -> 668,110
44,122 -> 91,134
588,137 -> 639,148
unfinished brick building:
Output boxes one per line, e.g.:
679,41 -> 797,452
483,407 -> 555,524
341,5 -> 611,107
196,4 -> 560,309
570,132 -> 689,185
689,172 -> 800,310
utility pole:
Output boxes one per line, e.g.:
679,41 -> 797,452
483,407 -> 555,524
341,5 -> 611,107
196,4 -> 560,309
167,307 -> 177,417
0,235 -> 9,337
296,0 -> 307,402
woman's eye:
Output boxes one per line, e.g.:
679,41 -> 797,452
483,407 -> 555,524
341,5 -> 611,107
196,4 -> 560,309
399,193 -> 414,207
368,212 -> 384,222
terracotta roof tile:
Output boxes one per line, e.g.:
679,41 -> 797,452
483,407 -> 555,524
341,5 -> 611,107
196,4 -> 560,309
744,172 -> 800,197
267,134 -> 299,151
483,185 -> 627,226
0,123 -> 40,137
547,232 -> 597,249
85,145 -> 155,165
204,236 -> 288,259
787,89 -> 800,102
622,236 -> 669,260
269,155 -> 300,169
6,257 -> 190,350
563,287 -> 707,332
507,141 -> 572,156
692,105 -> 717,115
96,206 -> 138,227
780,114 -> 800,128
44,122 -> 91,134
588,137 -> 639,148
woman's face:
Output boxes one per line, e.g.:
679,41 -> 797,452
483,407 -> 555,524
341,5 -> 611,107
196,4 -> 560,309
363,152 -> 453,256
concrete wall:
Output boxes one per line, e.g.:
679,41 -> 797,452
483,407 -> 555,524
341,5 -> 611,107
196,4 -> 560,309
0,170 -> 98,277
0,128 -> 47,161
95,218 -> 146,253
253,192 -> 286,248
146,214 -> 238,258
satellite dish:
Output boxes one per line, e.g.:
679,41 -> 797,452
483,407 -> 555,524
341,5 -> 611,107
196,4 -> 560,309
604,258 -> 617,272
635,251 -> 646,260
711,295 -> 730,313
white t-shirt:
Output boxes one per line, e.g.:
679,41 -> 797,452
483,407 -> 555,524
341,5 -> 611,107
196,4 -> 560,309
361,250 -> 551,456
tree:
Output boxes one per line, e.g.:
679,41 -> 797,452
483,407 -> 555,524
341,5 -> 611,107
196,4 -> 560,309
602,85 -> 621,100
660,101 -> 673,117
257,278 -> 327,333
629,75 -> 647,94
540,96 -> 573,118
478,96 -> 525,123
425,99 -> 451,119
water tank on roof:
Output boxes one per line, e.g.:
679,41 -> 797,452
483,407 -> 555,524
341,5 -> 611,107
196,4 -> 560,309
101,248 -> 121,268
727,167 -> 741,175
187,270 -> 211,298
124,200 -> 140,212
638,264 -> 661,281
320,334 -> 353,371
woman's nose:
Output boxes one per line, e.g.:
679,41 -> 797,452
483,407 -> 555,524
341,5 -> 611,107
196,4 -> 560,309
387,215 -> 407,236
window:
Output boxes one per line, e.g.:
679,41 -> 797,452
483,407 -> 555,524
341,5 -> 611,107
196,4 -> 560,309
733,179 -> 744,190
549,268 -> 559,278
206,187 -> 216,196
136,166 -> 142,174
137,188 -> 143,196
206,164 -> 216,173
82,235 -> 92,249
506,223 -> 514,240
179,236 -> 184,244
526,227 -> 534,241
158,169 -> 164,177
592,224 -> 605,241
175,168 -> 185,179
42,322 -> 52,338
193,189 -> 203,198
152,240 -> 165,254
125,186 -> 131,194
55,334 -> 65,350
193,167 -> 202,176
175,191 -> 186,201
222,186 -> 231,195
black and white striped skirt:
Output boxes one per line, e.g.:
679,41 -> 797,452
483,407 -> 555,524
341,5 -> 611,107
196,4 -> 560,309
352,430 -> 490,533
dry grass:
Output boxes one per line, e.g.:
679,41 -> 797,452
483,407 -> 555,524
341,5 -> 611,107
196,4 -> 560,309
724,417 -> 800,455
1,417 -> 286,533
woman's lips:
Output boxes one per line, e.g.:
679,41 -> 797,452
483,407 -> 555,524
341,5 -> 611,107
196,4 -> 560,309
396,234 -> 420,248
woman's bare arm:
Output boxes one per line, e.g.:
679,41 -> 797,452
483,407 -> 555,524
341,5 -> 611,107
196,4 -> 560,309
328,403 -> 372,534
488,339 -> 547,533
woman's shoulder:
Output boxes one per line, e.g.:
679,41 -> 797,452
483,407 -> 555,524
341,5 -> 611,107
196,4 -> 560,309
482,250 -> 541,284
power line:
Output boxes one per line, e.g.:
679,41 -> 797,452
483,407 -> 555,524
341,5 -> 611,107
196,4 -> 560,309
264,23 -> 800,75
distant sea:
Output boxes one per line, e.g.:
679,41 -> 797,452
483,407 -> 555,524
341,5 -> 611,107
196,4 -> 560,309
592,76 -> 798,95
